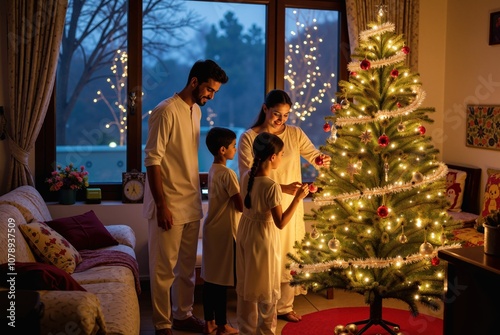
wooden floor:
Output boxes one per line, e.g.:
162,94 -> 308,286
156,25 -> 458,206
138,284 -> 443,335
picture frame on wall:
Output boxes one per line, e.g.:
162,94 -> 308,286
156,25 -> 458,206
489,11 -> 500,45
465,105 -> 500,150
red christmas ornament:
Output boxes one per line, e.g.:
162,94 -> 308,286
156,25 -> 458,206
418,125 -> 426,135
402,46 -> 410,54
350,71 -> 358,77
290,270 -> 297,276
360,59 -> 371,70
390,69 -> 399,78
315,156 -> 324,166
397,102 -> 402,108
334,103 -> 342,110
378,134 -> 390,147
377,205 -> 389,218
323,122 -> 331,132
308,183 -> 318,193
431,257 -> 440,266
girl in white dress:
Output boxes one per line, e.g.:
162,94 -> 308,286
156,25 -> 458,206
236,132 -> 310,335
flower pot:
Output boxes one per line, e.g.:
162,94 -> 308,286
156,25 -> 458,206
484,224 -> 500,257
59,189 -> 77,205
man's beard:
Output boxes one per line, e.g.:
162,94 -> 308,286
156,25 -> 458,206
193,86 -> 206,106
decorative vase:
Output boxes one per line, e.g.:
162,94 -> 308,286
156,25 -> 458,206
59,189 -> 77,205
484,224 -> 500,256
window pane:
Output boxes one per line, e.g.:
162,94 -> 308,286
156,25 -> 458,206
285,8 -> 340,180
142,1 -> 266,175
56,0 -> 128,183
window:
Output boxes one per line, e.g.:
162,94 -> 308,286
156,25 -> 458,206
36,0 -> 349,200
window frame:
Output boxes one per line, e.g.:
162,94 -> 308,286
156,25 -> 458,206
35,0 -> 349,201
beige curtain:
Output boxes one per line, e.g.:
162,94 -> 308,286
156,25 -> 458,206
6,0 -> 68,190
345,0 -> 419,70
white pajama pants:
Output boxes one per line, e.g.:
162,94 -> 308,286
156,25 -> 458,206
237,294 -> 277,335
148,218 -> 200,330
277,282 -> 295,315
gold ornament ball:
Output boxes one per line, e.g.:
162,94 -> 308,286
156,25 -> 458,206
328,238 -> 341,252
419,241 -> 434,255
345,323 -> 357,332
334,325 -> 345,334
311,227 -> 320,239
393,326 -> 400,331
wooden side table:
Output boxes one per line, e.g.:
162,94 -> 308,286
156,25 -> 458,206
0,290 -> 44,334
438,246 -> 500,335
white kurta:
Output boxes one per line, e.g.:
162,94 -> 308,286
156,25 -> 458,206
236,174 -> 282,304
143,94 -> 203,224
201,164 -> 241,286
237,126 -> 322,282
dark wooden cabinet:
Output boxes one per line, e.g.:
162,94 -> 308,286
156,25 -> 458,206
438,246 -> 500,335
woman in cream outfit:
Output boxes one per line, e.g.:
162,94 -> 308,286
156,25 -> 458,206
237,90 -> 330,322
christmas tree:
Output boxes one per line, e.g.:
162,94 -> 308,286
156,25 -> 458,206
289,8 -> 461,335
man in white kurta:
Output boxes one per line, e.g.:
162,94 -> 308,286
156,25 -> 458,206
143,60 -> 228,335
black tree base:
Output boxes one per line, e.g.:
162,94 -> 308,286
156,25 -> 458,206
343,294 -> 400,335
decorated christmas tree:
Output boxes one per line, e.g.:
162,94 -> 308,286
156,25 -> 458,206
289,9 -> 461,335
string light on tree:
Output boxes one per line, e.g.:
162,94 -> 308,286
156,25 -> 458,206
284,10 -> 337,126
93,50 -> 150,146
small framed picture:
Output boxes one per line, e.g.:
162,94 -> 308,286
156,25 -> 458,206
489,11 -> 500,45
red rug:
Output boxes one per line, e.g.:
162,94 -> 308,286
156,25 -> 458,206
282,307 -> 443,335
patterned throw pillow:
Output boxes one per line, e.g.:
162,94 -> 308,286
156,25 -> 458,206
19,221 -> 82,274
446,169 -> 467,212
479,169 -> 500,222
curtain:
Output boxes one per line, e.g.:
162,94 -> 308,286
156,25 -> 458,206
345,0 -> 419,70
6,0 -> 68,190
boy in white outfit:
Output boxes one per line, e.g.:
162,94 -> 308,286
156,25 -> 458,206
202,127 -> 243,335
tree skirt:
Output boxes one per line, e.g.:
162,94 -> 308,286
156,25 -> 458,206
281,307 -> 442,335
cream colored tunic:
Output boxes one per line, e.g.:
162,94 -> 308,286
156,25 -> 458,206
237,126 -> 322,282
201,164 -> 241,286
236,174 -> 282,303
143,94 -> 203,224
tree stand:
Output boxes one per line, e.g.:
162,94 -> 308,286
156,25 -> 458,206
345,294 -> 400,335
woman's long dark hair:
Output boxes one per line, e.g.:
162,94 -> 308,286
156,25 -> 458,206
244,132 -> 284,209
250,89 -> 292,128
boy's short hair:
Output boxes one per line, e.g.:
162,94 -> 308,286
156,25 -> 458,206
206,127 -> 237,156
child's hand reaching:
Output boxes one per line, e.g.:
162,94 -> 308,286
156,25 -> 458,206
294,183 -> 310,200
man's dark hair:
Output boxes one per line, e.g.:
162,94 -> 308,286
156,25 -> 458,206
206,127 -> 236,156
187,59 -> 229,85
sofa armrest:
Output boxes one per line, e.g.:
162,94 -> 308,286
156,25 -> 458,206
38,290 -> 106,335
105,225 -> 136,249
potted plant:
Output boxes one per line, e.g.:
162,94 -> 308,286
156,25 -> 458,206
483,210 -> 500,256
46,164 -> 89,204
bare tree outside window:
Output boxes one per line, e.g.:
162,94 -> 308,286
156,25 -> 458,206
57,0 -> 200,145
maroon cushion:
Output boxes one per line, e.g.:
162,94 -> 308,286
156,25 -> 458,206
45,210 -> 119,250
0,262 -> 86,291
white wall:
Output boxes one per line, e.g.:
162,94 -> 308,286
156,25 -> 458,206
441,0 -> 500,206
3,0 -> 500,279
418,0 -> 448,155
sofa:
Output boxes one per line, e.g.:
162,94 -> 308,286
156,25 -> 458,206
0,185 -> 140,335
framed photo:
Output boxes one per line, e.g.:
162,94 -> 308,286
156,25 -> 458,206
465,105 -> 500,150
489,11 -> 500,45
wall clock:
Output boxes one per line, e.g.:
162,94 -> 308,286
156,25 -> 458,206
122,171 -> 146,203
